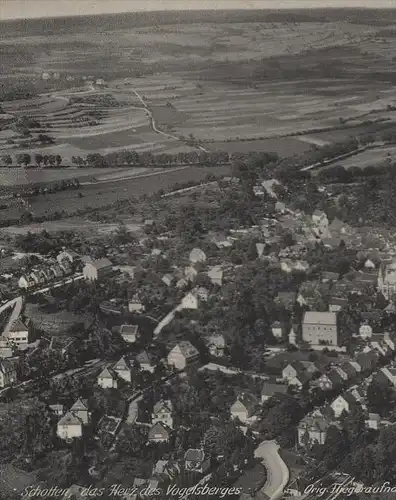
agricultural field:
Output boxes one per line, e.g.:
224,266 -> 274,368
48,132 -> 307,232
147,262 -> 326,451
1,17 -> 396,165
322,145 -> 396,170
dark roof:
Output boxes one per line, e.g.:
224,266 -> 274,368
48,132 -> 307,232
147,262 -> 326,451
360,310 -> 383,323
327,370 -> 344,386
120,324 -> 139,335
136,350 -> 152,365
354,271 -> 378,284
261,383 -> 288,397
330,297 -> 348,306
88,258 -> 112,270
9,319 -> 28,332
184,449 -> 206,463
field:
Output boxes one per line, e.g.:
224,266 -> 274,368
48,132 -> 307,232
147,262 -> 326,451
1,16 -> 396,166
322,145 -> 396,170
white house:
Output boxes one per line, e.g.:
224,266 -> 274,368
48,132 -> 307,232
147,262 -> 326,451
230,393 -> 258,423
271,321 -> 282,339
207,266 -> 223,286
97,367 -> 118,389
83,258 -> 112,281
167,341 -> 199,370
0,360 -> 16,388
7,319 -> 29,346
331,393 -> 358,418
181,292 -> 199,310
189,248 -> 207,264
57,412 -> 83,440
70,398 -> 89,425
152,400 -> 173,429
136,351 -> 155,373
57,249 -> 79,265
113,357 -> 132,383
359,322 -> 373,339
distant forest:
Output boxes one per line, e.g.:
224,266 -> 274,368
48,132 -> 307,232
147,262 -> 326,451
1,8 -> 396,38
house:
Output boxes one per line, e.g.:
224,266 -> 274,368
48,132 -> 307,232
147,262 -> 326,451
364,259 -> 376,269
329,297 -> 348,312
288,373 -> 310,389
261,383 -> 288,404
49,404 -> 64,417
97,367 -> 118,389
128,296 -> 145,313
7,318 -> 29,345
230,392 -> 258,423
83,258 -> 113,281
0,360 -> 16,388
378,262 -> 396,299
313,374 -> 334,391
331,393 -> 358,418
206,334 -> 225,357
379,367 -> 396,386
162,274 -> 174,287
275,291 -> 297,310
18,276 -> 32,289
207,266 -> 223,286
181,292 -> 199,310
282,361 -> 317,381
302,311 -> 338,347
312,210 -> 330,239
298,416 -> 332,447
359,322 -> 373,339
120,324 -> 139,344
136,351 -> 155,373
148,422 -> 171,443
70,398 -> 89,425
327,369 -> 346,387
57,249 -> 79,264
196,287 -> 209,302
167,341 -> 199,370
189,248 -> 206,264
113,356 -> 132,383
184,449 -> 210,473
184,266 -> 198,282
365,413 -> 381,430
57,412 -> 83,440
271,321 -> 283,339
152,400 -> 173,429
332,365 -> 349,381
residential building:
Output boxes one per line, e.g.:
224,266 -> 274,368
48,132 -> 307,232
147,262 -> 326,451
271,321 -> 282,339
152,400 -> 173,429
365,413 -> 381,430
0,360 -> 16,388
128,296 -> 145,313
136,351 -> 155,373
313,374 -> 334,391
331,393 -> 358,418
312,210 -> 330,239
282,361 -> 318,381
359,322 -> 373,339
329,297 -> 348,312
261,383 -> 288,404
181,292 -> 199,310
189,248 -> 206,264
208,266 -> 223,286
298,416 -> 332,447
184,266 -> 198,282
120,324 -> 139,344
57,412 -> 83,440
57,249 -> 79,265
230,392 -> 258,423
113,357 -> 132,383
70,398 -> 89,425
288,373 -> 310,389
302,311 -> 338,347
378,262 -> 396,299
206,334 -> 225,357
184,449 -> 210,473
167,341 -> 199,370
7,319 -> 29,345
148,422 -> 171,443
97,367 -> 118,389
332,366 -> 349,381
49,404 -> 64,417
83,258 -> 113,281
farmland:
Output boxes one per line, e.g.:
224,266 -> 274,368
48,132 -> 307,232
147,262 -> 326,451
321,145 -> 396,170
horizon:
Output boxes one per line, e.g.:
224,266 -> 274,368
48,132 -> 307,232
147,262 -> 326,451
1,0 -> 395,21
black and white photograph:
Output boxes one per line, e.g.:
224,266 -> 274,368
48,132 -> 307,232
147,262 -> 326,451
1,1 -> 396,499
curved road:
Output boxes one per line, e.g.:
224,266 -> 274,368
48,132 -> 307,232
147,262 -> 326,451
255,440 -> 289,500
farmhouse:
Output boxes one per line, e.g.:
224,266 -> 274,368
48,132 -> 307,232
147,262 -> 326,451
57,412 -> 83,440
167,341 -> 199,370
83,258 -> 113,281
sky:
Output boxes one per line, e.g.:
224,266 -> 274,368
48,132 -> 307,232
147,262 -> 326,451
1,0 -> 395,20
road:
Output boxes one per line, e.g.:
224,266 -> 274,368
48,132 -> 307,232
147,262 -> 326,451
254,440 -> 289,500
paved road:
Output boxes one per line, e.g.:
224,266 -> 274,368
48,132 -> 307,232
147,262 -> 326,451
255,440 -> 289,500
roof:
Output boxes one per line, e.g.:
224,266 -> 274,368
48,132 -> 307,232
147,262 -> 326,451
189,248 -> 206,263
114,356 -> 130,371
322,271 -> 339,280
70,398 -> 88,412
330,297 -> 348,306
153,400 -> 173,414
233,392 -> 258,413
120,324 -> 139,336
0,359 -> 15,374
303,311 -> 337,325
58,411 -> 83,427
60,249 -> 79,258
355,271 -> 378,284
299,415 -> 331,432
136,350 -> 152,365
87,258 -> 112,270
261,383 -> 288,397
98,366 -> 115,379
9,318 -> 28,332
149,422 -> 170,436
172,341 -> 199,359
327,370 -> 344,386
184,449 -> 205,462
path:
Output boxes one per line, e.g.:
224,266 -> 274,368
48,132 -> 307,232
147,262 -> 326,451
131,89 -> 209,154
254,440 -> 289,500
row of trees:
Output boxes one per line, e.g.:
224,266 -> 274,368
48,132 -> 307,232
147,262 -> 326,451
1,152 -> 61,167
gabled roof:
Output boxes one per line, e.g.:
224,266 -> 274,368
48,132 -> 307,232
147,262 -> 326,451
70,398 -> 88,412
136,350 -> 152,365
113,356 -> 130,371
149,422 -> 171,436
9,319 -> 28,332
153,399 -> 173,414
233,392 -> 258,413
172,341 -> 199,359
0,359 -> 15,374
98,366 -> 116,379
58,411 -> 83,426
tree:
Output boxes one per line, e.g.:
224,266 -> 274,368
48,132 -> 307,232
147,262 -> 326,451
16,153 -> 31,167
366,379 -> 393,416
35,153 -> 44,167
1,154 -> 12,167
55,154 -> 62,167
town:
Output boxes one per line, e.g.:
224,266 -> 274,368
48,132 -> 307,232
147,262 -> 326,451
1,156 -> 396,500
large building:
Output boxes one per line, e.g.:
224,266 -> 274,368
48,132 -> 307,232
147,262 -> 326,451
83,258 -> 113,281
302,311 -> 338,347
378,262 -> 396,299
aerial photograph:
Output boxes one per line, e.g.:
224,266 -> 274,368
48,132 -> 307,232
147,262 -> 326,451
1,0 -> 396,498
